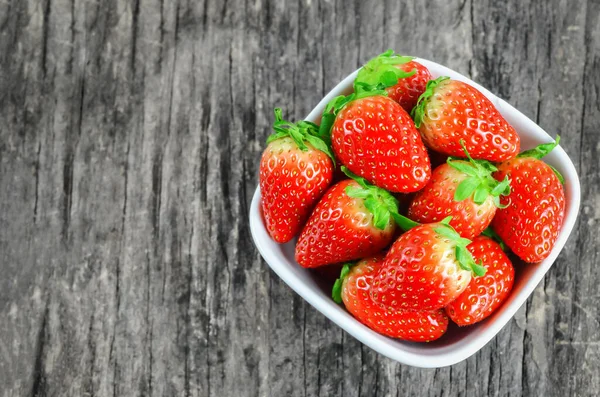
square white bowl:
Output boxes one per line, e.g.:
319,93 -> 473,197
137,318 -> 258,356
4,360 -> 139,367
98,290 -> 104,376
249,58 -> 581,368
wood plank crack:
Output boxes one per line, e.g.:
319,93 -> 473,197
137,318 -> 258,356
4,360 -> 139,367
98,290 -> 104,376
33,142 -> 41,224
42,0 -> 51,78
30,302 -> 49,397
86,313 -> 96,397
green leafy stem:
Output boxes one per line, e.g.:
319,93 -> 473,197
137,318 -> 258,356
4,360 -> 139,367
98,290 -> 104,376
354,49 -> 416,93
342,166 -> 419,232
267,108 -> 336,165
447,140 -> 511,208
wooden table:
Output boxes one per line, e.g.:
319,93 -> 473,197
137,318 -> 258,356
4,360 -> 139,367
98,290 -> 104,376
1,0 -> 598,395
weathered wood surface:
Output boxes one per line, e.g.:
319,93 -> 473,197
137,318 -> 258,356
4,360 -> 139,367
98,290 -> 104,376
0,0 -> 598,396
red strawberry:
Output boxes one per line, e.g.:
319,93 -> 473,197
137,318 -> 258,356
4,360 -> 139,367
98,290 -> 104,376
354,50 -> 432,113
332,256 -> 449,342
386,62 -> 432,112
260,108 -> 334,243
446,236 -> 515,326
491,138 -> 566,263
408,144 -> 511,239
371,219 -> 486,311
295,168 -> 410,268
326,95 -> 431,193
412,77 -> 520,162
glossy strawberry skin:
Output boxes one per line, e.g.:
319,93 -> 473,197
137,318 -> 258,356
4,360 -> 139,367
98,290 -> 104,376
342,255 -> 449,342
295,180 -> 396,268
331,95 -> 431,193
492,157 -> 565,263
446,236 -> 515,326
260,137 -> 333,243
386,61 -> 432,113
408,162 -> 496,239
417,80 -> 520,162
371,223 -> 472,311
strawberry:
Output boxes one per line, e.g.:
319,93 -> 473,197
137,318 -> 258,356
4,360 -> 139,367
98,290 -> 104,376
481,227 -> 509,252
411,77 -> 520,162
323,93 -> 431,193
491,137 -> 566,263
354,50 -> 432,113
260,108 -> 335,243
371,218 -> 486,311
295,168 -> 417,268
446,236 -> 515,326
332,256 -> 449,342
408,142 -> 511,239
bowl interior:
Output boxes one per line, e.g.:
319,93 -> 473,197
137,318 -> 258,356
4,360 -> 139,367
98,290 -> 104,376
249,58 -> 581,367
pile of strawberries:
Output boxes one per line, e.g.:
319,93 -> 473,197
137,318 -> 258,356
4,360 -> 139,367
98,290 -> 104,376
259,51 -> 566,342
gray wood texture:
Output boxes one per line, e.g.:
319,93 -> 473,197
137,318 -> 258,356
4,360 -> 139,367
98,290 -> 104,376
0,0 -> 599,396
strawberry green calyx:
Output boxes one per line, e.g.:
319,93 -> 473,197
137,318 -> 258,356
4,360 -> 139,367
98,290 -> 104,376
267,108 -> 336,165
410,76 -> 451,127
354,50 -> 416,92
435,217 -> 486,277
518,135 -> 560,159
341,166 -> 419,232
332,263 -> 353,304
447,140 -> 511,208
518,135 -> 564,184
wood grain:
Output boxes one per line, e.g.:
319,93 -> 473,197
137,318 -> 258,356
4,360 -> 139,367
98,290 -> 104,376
0,0 -> 598,396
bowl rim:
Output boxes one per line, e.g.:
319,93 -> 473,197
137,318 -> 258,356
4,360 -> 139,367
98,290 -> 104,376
249,57 -> 581,368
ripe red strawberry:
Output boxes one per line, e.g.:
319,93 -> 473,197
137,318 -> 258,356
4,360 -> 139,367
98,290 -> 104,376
412,77 -> 520,162
408,144 -> 511,239
354,50 -> 432,113
491,138 -> 566,263
326,95 -> 431,193
371,219 -> 486,311
295,168 -> 411,268
332,255 -> 449,342
446,236 -> 515,326
260,108 -> 334,243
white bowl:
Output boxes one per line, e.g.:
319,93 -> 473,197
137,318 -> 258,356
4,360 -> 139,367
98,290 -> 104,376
248,58 -> 581,368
